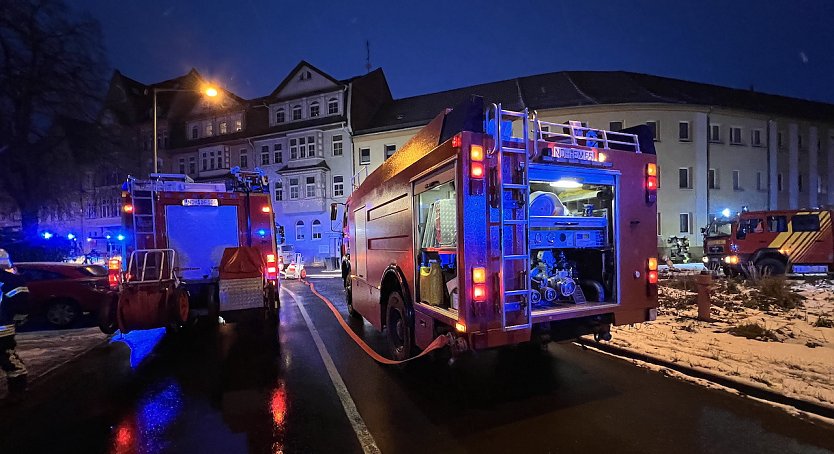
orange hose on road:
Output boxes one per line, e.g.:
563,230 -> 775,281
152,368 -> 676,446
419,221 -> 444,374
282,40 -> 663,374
302,279 -> 449,365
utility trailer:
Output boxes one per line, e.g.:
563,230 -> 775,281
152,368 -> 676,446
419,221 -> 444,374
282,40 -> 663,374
339,97 -> 658,359
108,171 -> 280,332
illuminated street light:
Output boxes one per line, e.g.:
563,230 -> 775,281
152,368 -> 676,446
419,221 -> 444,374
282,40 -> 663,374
152,83 -> 221,173
116,234 -> 125,241
67,233 -> 76,240
721,208 -> 731,218
42,231 -> 53,240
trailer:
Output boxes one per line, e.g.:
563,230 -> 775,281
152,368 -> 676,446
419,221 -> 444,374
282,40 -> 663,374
338,97 -> 658,360
109,170 -> 279,333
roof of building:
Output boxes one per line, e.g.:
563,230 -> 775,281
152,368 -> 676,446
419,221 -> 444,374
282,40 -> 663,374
357,70 -> 834,134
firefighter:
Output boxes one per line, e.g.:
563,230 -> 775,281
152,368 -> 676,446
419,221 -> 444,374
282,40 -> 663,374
0,249 -> 29,402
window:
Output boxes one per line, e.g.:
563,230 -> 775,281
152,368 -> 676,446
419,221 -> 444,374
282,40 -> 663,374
289,178 -> 299,199
209,151 -> 216,170
219,122 -> 228,135
290,138 -> 298,159
205,123 -> 213,137
756,172 -> 763,191
799,173 -> 804,192
646,121 -> 659,141
178,158 -> 186,174
328,98 -> 339,115
274,144 -> 283,164
261,145 -> 270,165
359,147 -> 370,165
240,151 -> 248,168
733,170 -> 741,190
201,152 -> 208,171
751,129 -> 763,147
235,119 -> 242,131
730,127 -> 742,145
656,212 -> 661,236
792,214 -> 820,232
292,105 -> 302,121
333,175 -> 344,197
678,121 -> 690,141
305,176 -> 316,198
768,215 -> 788,232
312,220 -> 322,240
274,181 -> 283,201
276,109 -> 285,124
295,220 -> 305,240
306,135 -> 316,157
298,137 -> 306,159
309,102 -> 320,118
778,173 -> 783,191
189,157 -> 196,175
609,121 -> 623,132
679,213 -> 690,233
736,218 -> 764,239
679,167 -> 691,189
384,144 -> 396,160
332,135 -> 343,156
192,126 -> 199,140
709,124 -> 721,142
708,169 -> 718,189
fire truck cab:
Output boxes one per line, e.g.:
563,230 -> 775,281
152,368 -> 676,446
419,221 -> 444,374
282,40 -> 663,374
110,170 -> 280,332
340,97 -> 658,360
722,209 -> 834,276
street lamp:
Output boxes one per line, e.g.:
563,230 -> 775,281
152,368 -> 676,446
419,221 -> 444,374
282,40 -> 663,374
152,85 -> 219,173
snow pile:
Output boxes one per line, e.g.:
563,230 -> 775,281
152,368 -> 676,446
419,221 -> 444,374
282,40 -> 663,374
599,276 -> 834,410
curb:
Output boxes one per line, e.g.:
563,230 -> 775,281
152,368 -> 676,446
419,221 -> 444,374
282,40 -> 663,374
575,338 -> 834,421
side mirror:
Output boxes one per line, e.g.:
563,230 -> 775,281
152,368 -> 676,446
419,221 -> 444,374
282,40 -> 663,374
330,203 -> 338,221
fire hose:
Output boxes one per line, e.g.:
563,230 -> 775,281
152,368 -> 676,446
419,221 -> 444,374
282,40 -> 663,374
302,279 -> 451,365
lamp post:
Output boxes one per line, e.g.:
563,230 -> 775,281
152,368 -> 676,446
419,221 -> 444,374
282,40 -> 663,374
152,86 -> 219,174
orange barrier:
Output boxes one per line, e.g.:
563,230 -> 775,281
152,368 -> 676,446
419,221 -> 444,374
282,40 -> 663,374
302,279 -> 449,365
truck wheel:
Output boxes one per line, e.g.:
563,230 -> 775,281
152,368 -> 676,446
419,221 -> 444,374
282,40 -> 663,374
98,294 -> 118,334
345,278 -> 361,319
166,287 -> 190,334
386,290 -> 413,361
756,258 -> 786,276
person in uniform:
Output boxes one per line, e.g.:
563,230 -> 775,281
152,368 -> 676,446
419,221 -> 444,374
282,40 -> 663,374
0,249 -> 29,401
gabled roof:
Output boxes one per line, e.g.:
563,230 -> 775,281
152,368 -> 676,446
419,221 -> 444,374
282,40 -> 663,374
357,70 -> 834,134
269,60 -> 344,99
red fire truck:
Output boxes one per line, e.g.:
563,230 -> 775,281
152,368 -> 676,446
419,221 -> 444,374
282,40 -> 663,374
721,209 -> 834,276
339,97 -> 658,359
107,171 -> 279,332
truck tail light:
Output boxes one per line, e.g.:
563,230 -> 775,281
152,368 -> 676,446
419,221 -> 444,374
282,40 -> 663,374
646,163 -> 658,203
470,144 -> 484,162
123,204 -> 134,213
265,254 -> 277,280
472,267 -> 486,283
648,257 -> 658,271
647,270 -> 658,285
455,322 -> 467,333
452,134 -> 462,148
471,162 -> 485,178
473,284 -> 487,301
261,206 -> 271,213
108,256 -> 122,289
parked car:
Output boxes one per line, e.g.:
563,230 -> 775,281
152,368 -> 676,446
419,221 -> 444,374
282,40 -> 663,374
14,262 -> 117,329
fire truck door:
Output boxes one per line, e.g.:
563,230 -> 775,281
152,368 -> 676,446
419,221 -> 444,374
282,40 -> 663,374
166,205 -> 241,281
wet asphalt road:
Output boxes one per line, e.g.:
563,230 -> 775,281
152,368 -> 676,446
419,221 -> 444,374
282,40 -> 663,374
1,275 -> 833,453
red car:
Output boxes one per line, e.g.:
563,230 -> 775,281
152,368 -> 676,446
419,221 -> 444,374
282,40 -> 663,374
13,262 -> 116,329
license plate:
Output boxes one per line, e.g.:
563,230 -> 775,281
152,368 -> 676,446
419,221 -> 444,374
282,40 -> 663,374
792,264 -> 828,274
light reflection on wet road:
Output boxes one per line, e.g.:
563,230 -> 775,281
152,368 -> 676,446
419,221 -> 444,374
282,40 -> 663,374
0,276 -> 832,453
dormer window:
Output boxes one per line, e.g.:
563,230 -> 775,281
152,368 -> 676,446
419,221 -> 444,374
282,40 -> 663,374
328,98 -> 339,115
309,101 -> 320,118
292,105 -> 302,121
276,108 -> 285,124
191,126 -> 199,140
219,121 -> 228,134
205,123 -> 213,137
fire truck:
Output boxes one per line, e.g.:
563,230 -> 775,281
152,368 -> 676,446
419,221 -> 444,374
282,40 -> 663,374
721,209 -> 834,276
338,97 -> 658,360
106,170 -> 279,333
702,215 -> 736,272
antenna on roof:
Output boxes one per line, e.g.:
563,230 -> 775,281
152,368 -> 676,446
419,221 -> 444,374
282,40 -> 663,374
365,40 -> 371,74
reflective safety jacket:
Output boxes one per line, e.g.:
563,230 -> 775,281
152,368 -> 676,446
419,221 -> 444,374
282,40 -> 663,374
0,270 -> 29,337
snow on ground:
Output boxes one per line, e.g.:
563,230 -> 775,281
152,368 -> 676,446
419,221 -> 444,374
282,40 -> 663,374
0,327 -> 108,397
594,276 -> 834,412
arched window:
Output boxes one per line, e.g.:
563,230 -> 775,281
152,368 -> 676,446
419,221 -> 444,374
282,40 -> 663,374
191,125 -> 199,139
312,219 -> 322,239
309,101 -> 320,118
292,105 -> 302,121
295,220 -> 305,240
327,98 -> 339,115
276,108 -> 285,124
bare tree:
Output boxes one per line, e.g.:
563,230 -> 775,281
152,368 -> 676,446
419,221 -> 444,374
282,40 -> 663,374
0,0 -> 108,238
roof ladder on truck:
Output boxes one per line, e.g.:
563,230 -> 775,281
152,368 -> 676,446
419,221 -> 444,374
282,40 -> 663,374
129,179 -> 158,250
489,103 -> 533,332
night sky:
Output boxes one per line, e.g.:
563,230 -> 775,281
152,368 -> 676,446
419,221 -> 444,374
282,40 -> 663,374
73,0 -> 834,104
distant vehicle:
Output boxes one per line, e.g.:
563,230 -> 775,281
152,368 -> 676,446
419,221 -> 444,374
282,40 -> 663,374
722,209 -> 834,276
14,262 -> 115,328
702,216 -> 735,272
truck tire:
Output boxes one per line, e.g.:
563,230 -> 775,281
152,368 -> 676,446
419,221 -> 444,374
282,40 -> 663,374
166,287 -> 190,334
345,278 -> 361,319
386,290 -> 414,361
756,258 -> 786,276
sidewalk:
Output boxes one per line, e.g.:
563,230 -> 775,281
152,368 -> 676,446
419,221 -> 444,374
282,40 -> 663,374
0,327 -> 108,397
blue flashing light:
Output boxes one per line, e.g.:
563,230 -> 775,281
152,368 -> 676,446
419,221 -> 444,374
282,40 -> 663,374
117,234 -> 126,241
86,237 -> 93,242
258,228 -> 267,237
42,231 -> 53,240
67,233 -> 76,240
105,234 -> 112,240
721,208 -> 731,218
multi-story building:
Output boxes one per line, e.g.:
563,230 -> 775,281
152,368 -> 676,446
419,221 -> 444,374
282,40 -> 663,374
352,71 -> 834,257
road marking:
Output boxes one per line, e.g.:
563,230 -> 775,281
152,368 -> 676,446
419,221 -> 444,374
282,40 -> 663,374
283,287 -> 382,454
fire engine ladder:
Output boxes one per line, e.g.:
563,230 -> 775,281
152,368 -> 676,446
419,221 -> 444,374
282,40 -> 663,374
130,179 -> 158,249
490,103 -> 533,332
